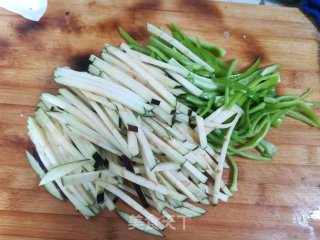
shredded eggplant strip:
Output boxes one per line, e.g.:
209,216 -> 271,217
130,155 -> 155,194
26,23 -> 320,237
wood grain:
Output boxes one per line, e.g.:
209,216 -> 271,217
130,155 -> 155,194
0,0 -> 319,239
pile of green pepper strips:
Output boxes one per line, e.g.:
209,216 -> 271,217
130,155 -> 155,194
119,24 -> 320,191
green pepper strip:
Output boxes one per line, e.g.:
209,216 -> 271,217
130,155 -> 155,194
231,58 -> 261,81
256,140 -> 277,158
249,102 -> 266,114
150,51 -> 156,58
288,102 -> 320,127
119,27 -> 141,47
231,72 -> 280,107
246,110 -> 279,137
227,155 -> 238,192
169,23 -> 184,37
186,36 -> 226,57
178,38 -> 225,73
225,87 -> 230,106
256,143 -> 265,155
147,45 -> 169,62
193,69 -> 212,78
237,71 -> 261,85
228,147 -> 272,162
224,60 -> 239,107
200,97 -> 215,117
198,48 -> 229,70
172,31 -> 184,42
237,109 -> 274,138
295,102 -> 320,127
169,23 -> 226,57
236,99 -> 252,134
238,115 -> 271,151
254,75 -> 281,92
170,27 -> 228,74
129,44 -> 151,55
200,91 -> 219,100
148,36 -> 193,66
286,110 -> 319,128
185,95 -> 207,106
213,77 -> 253,100
231,132 -> 246,144
275,95 -> 300,102
271,117 -> 282,128
259,63 -> 283,76
208,134 -> 272,161
269,108 -> 289,128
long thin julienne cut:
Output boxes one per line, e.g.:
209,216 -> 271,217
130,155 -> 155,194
89,101 -> 130,156
124,107 -> 158,169
89,55 -> 153,100
196,115 -> 207,149
57,88 -> 125,151
167,70 -> 203,97
212,112 -> 242,204
54,75 -> 148,115
81,90 -> 117,111
106,44 -> 177,107
95,180 -> 165,230
117,183 -> 175,223
162,171 -> 198,202
132,49 -> 189,75
47,111 -> 118,151
108,162 -> 186,201
146,23 -> 215,73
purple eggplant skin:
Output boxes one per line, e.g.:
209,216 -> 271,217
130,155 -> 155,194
120,155 -> 149,208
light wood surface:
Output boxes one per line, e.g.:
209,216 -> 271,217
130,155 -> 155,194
0,0 -> 319,239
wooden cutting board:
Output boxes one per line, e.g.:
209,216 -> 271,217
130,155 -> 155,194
0,0 -> 319,239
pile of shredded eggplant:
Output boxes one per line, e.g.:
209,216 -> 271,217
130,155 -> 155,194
26,23 -> 320,237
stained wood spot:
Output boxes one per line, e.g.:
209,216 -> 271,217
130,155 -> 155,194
15,21 -> 46,38
130,0 -> 161,10
95,19 -> 120,33
0,39 -> 10,58
181,0 -> 223,19
242,33 -> 267,61
68,53 -> 91,71
57,14 -> 83,34
88,0 -> 96,7
15,14 -> 83,39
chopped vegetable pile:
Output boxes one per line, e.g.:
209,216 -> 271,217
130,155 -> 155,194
26,23 -> 320,237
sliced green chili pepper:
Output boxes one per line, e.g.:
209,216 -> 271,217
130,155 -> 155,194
231,58 -> 261,81
227,155 -> 238,192
238,115 -> 271,151
129,44 -> 151,55
169,23 -> 226,57
148,36 -> 193,66
259,63 -> 283,76
286,110 -> 319,128
119,27 -> 141,47
200,97 -> 215,117
147,45 -> 169,62
185,95 -> 207,106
